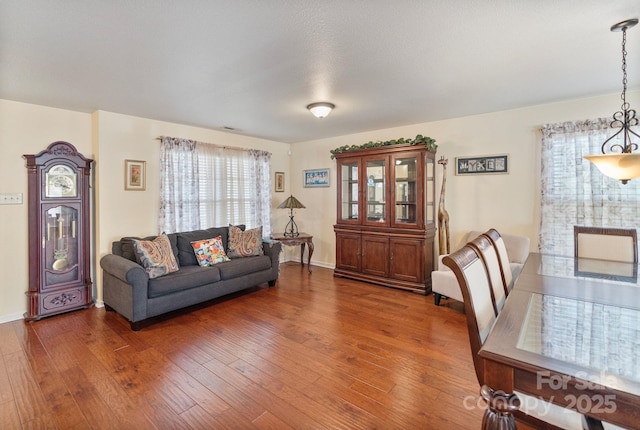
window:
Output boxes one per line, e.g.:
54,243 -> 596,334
539,119 -> 640,256
159,137 -> 271,236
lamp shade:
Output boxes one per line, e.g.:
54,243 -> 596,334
307,102 -> 335,118
584,153 -> 640,183
278,195 -> 306,209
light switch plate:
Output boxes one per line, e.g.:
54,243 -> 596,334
0,193 -> 23,204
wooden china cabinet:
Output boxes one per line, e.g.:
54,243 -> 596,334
333,143 -> 437,294
23,141 -> 94,321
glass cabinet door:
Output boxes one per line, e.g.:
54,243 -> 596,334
339,161 -> 359,222
394,156 -> 418,225
426,156 -> 435,224
365,158 -> 386,223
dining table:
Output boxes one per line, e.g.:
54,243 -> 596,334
479,253 -> 640,429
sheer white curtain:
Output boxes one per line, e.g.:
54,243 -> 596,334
159,137 -> 200,232
160,137 -> 272,236
540,119 -> 640,256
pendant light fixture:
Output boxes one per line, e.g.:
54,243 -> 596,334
307,102 -> 335,118
584,18 -> 640,184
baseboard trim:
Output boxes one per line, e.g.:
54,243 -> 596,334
0,312 -> 26,324
279,257 -> 335,270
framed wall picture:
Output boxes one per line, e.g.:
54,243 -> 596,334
124,160 -> 146,190
304,168 -> 330,187
275,171 -> 285,192
455,154 -> 508,175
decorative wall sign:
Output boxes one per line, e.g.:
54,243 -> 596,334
455,154 -> 508,175
304,168 -> 330,187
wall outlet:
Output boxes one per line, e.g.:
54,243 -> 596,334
0,193 -> 23,204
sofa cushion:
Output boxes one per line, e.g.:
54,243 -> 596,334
227,225 -> 264,258
176,226 -> 243,266
217,255 -> 271,280
116,234 -> 178,264
191,236 -> 230,266
117,235 -> 157,262
132,234 -> 180,279
148,265 -> 222,298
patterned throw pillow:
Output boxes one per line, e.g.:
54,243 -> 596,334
227,225 -> 264,258
132,233 -> 179,279
190,236 -> 230,266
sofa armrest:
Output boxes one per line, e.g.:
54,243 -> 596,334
262,240 -> 282,265
431,270 -> 463,302
100,254 -> 149,322
437,254 -> 451,271
100,254 -> 148,285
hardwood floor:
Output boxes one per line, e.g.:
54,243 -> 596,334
0,263 -> 483,429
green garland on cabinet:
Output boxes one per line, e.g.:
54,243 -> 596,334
330,134 -> 436,159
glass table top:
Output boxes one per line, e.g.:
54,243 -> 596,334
517,293 -> 640,383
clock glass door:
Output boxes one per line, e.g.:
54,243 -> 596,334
44,205 -> 80,287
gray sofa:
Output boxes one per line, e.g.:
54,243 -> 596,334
100,226 -> 282,330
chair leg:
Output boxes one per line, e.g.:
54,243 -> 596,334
582,416 -> 604,430
480,385 -> 519,430
434,293 -> 442,306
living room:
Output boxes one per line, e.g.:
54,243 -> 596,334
3,88 -> 639,322
2,2 -> 640,428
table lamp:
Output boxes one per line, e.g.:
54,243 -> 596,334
278,195 -> 306,237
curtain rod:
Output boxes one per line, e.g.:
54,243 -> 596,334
155,136 -> 257,153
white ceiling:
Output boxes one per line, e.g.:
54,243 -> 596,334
1,1 -> 639,143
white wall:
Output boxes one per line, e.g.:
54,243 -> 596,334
290,90 -> 640,267
0,100 -> 93,323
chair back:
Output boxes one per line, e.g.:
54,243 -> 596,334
468,234 -> 507,314
484,229 -> 514,292
574,226 -> 638,263
443,245 -> 496,386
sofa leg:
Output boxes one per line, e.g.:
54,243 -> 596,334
434,293 -> 442,306
268,280 -> 277,287
104,304 -> 115,312
130,321 -> 144,331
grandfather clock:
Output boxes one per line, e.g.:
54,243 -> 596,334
23,141 -> 93,321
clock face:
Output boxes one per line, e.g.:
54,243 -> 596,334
45,165 -> 77,197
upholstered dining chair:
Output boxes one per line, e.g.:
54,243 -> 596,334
443,245 -> 599,430
432,229 -> 529,306
467,234 -> 507,315
574,226 -> 638,263
483,228 -> 518,294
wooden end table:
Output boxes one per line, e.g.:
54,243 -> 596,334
271,233 -> 314,272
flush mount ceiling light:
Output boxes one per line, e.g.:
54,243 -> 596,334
307,102 -> 335,119
584,18 -> 640,184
